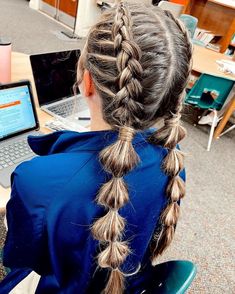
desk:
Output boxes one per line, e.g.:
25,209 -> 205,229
1,47 -> 234,210
208,0 -> 235,9
192,45 -> 235,81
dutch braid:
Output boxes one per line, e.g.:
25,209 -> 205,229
91,3 -> 144,293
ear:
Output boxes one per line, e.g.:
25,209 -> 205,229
83,69 -> 95,97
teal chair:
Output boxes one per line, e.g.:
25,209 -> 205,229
179,14 -> 198,39
143,260 -> 197,293
0,249 -> 10,276
0,256 -> 196,293
179,15 -> 208,47
185,73 -> 234,151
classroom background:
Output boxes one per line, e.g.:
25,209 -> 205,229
0,0 -> 234,293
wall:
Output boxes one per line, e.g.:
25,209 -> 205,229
29,0 -> 100,37
75,0 -> 101,37
29,0 -> 40,10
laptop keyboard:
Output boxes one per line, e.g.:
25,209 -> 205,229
0,139 -> 34,170
47,100 -> 76,118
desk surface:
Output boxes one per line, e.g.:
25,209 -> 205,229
208,0 -> 235,9
192,45 -> 235,81
0,47 -> 235,210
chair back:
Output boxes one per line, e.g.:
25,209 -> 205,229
0,249 -> 10,275
185,74 -> 234,111
143,260 -> 197,293
158,1 -> 184,18
179,14 -> 198,38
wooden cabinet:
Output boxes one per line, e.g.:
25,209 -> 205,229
40,0 -> 79,27
42,0 -> 56,7
59,0 -> 78,18
186,0 -> 235,52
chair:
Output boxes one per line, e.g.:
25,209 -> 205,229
0,249 -> 10,275
179,14 -> 198,38
158,1 -> 184,18
143,260 -> 197,293
214,96 -> 235,138
185,73 -> 234,151
0,258 -> 196,293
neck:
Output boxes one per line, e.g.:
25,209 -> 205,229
89,112 -> 111,132
84,93 -> 112,131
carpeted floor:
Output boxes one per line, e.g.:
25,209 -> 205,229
0,0 -> 235,293
0,0 -> 85,54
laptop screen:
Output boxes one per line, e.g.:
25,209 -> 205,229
30,49 -> 81,106
0,81 -> 39,141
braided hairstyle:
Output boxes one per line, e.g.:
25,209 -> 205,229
78,2 -> 192,293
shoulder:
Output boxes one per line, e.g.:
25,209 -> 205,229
12,152 -> 94,189
11,151 -> 95,210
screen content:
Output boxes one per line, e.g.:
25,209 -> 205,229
30,50 -> 80,106
0,85 -> 36,139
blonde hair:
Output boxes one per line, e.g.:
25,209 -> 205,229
78,2 -> 192,293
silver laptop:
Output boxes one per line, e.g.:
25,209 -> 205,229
0,81 -> 41,188
30,49 -> 90,126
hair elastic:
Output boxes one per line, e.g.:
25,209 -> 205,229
118,126 -> 135,142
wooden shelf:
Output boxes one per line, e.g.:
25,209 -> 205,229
187,0 -> 235,53
208,0 -> 235,9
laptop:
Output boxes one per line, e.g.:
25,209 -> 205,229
30,49 -> 90,125
0,80 -> 40,188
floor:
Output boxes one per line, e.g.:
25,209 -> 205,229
0,0 -> 235,293
0,0 -> 85,54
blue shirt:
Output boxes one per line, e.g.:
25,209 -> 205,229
0,130 -> 184,293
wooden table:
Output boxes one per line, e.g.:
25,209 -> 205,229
208,0 -> 235,9
192,45 -> 235,81
1,47 -> 235,210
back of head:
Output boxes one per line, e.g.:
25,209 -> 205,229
78,1 -> 191,129
78,2 -> 192,293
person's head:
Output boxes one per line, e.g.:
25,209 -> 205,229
77,1 -> 192,293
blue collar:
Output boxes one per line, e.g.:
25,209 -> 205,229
28,129 -> 155,155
